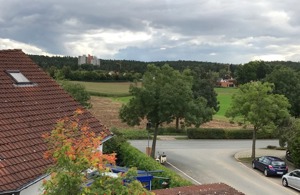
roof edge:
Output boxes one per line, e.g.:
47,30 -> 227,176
0,174 -> 49,195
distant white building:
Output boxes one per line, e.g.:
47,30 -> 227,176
78,54 -> 100,66
78,55 -> 87,65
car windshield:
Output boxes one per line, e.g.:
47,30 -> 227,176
271,161 -> 285,166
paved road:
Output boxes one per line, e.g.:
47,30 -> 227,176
130,139 -> 299,195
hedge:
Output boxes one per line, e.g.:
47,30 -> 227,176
119,129 -> 150,140
103,130 -> 192,190
118,142 -> 192,189
187,128 -> 276,139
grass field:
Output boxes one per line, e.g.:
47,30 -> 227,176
214,87 -> 237,119
70,81 -> 237,118
69,81 -> 133,96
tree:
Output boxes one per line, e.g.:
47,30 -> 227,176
225,82 -> 290,158
192,67 -> 219,112
42,109 -> 152,195
119,64 -> 213,158
278,117 -> 300,167
235,61 -> 272,84
265,67 -> 300,117
60,81 -> 91,108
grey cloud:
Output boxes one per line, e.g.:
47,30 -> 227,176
0,0 -> 300,62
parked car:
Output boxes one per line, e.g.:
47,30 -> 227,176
252,156 -> 288,176
282,169 -> 300,191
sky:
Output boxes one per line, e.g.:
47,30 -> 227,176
1,0 -> 300,64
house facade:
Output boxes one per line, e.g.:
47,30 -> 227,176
216,78 -> 236,87
0,49 -> 112,195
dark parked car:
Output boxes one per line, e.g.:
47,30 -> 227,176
252,156 -> 288,176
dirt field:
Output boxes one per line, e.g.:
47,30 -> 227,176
89,96 -> 240,130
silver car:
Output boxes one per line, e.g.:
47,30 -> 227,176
282,169 -> 300,191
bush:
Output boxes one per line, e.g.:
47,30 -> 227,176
156,127 -> 187,135
226,129 -> 253,139
118,142 -> 192,189
187,128 -> 276,139
59,81 -> 91,108
289,137 -> 300,168
103,128 -> 128,165
119,129 -> 150,140
104,134 -> 191,190
187,128 -> 226,139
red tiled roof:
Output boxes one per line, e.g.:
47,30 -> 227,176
152,183 -> 245,195
0,49 -> 112,193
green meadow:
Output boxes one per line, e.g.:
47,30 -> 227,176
214,87 -> 237,120
70,81 -> 237,119
70,81 -> 132,96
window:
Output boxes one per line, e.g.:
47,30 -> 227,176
6,70 -> 36,86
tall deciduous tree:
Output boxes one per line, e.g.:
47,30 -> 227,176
235,61 -> 272,84
278,117 -> 300,167
192,67 -> 219,113
225,82 -> 290,158
265,67 -> 300,117
119,64 -> 213,158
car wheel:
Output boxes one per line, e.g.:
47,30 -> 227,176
264,169 -> 269,177
252,163 -> 256,169
282,178 -> 288,187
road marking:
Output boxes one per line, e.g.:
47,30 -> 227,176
166,161 -> 202,185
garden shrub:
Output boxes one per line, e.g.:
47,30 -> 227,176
119,129 -> 150,139
289,137 -> 300,168
118,142 -> 192,189
226,129 -> 253,139
187,128 -> 275,139
103,132 -> 191,189
187,128 -> 226,139
156,127 -> 187,135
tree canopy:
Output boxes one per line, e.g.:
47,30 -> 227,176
265,67 -> 300,117
119,64 -> 213,158
192,67 -> 219,112
278,117 -> 300,167
235,61 -> 272,84
225,81 -> 290,158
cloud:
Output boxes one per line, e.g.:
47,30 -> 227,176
0,0 -> 300,63
0,38 -> 56,56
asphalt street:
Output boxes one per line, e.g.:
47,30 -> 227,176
130,139 -> 299,195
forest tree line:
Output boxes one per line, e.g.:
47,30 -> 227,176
29,54 -> 300,85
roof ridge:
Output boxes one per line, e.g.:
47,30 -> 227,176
0,49 -> 22,52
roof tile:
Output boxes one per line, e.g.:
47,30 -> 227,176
0,49 -> 112,193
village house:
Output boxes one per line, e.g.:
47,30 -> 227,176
0,49 -> 112,195
216,78 -> 236,87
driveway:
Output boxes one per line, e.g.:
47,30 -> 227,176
130,139 -> 299,195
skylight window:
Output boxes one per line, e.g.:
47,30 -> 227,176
6,70 -> 36,86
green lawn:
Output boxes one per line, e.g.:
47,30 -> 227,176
70,81 -> 237,118
69,81 -> 133,96
214,87 -> 237,119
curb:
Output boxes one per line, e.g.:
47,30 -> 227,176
234,149 -> 286,160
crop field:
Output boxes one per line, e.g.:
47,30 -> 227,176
78,81 -> 240,129
70,81 -> 237,119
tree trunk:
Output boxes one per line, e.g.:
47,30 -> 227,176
151,123 -> 159,158
251,127 -> 257,159
176,117 -> 179,130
